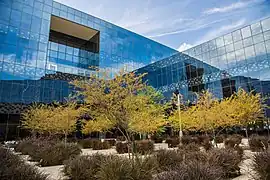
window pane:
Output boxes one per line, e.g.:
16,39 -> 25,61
241,26 -> 252,39
217,47 -> 226,55
262,18 -> 270,32
244,46 -> 256,59
234,41 -> 243,50
253,33 -> 264,44
224,33 -> 233,45
216,37 -> 224,48
251,22 -> 262,35
264,30 -> 270,41
243,37 -> 253,47
225,44 -> 234,53
254,42 -> 266,55
232,30 -> 242,42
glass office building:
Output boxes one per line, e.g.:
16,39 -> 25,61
1,0 -> 270,139
0,0 -> 178,139
137,17 -> 270,105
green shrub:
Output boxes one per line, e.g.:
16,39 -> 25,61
249,135 -> 268,152
0,146 -> 48,180
253,151 -> 270,180
63,154 -> 107,180
135,140 -> 154,154
92,140 -> 111,150
78,139 -> 93,149
165,138 -> 179,148
208,148 -> 242,178
154,161 -> 223,180
116,142 -> 129,154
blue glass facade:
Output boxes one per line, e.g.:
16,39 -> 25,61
0,0 -> 177,104
0,0 -> 177,138
136,17 -> 270,105
1,0 -> 270,139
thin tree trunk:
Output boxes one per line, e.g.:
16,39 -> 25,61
64,132 -> 67,148
245,127 -> 249,139
267,118 -> 270,139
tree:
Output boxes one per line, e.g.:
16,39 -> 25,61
169,89 -> 264,144
22,101 -> 82,145
50,101 -> 82,145
21,103 -> 53,135
72,68 -> 166,156
232,89 -> 263,138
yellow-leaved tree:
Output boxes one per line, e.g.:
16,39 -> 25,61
21,103 -> 54,135
50,101 -> 82,145
72,68 -> 166,156
168,89 -> 262,145
22,101 -> 82,145
232,89 -> 263,138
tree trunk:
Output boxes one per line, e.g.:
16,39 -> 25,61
245,127 -> 249,139
267,118 -> 270,139
64,132 -> 67,148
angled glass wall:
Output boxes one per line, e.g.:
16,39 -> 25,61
137,17 -> 270,104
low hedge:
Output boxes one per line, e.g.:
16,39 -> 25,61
0,146 -> 48,180
135,140 -> 154,154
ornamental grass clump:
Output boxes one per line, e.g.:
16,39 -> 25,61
249,135 -> 268,152
0,146 -> 48,180
38,142 -> 81,166
165,138 -> 179,148
96,155 -> 157,180
78,139 -> 93,149
116,142 -> 129,154
135,140 -> 154,154
15,137 -> 81,166
153,149 -> 183,171
154,160 -> 223,180
253,150 -> 270,180
92,140 -> 111,150
208,148 -> 242,178
63,154 -> 107,180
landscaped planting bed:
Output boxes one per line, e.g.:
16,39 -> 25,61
9,135 -> 270,180
15,137 -> 81,166
0,146 -> 48,180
